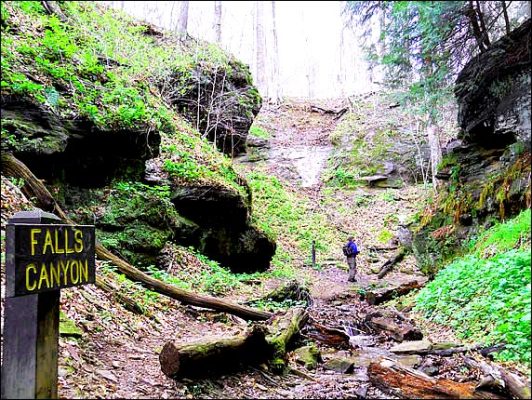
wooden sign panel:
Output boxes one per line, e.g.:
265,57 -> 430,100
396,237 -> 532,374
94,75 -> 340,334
6,224 -> 95,297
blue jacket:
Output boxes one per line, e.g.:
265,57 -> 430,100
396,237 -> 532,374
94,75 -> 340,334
347,240 -> 358,255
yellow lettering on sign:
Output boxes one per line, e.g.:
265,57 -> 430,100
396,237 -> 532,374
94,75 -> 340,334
43,230 -> 54,255
54,230 -> 64,254
65,229 -> 75,254
50,261 -> 60,288
38,264 -> 50,290
74,230 -> 84,253
79,259 -> 89,283
70,260 -> 79,284
59,260 -> 69,286
30,229 -> 41,256
25,263 -> 37,291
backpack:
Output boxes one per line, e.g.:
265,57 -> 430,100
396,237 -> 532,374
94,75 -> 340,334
342,243 -> 354,257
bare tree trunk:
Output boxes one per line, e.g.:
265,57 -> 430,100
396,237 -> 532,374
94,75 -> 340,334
214,0 -> 222,43
176,1 -> 189,36
270,1 -> 281,103
501,1 -> 511,35
474,0 -> 491,48
427,117 -> 442,190
255,1 -> 267,96
466,0 -> 487,53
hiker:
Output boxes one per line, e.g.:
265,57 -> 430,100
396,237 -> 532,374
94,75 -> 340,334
343,236 -> 359,282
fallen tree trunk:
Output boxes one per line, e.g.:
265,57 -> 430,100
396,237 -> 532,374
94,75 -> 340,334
464,357 -> 531,400
2,152 -> 272,321
159,325 -> 269,378
266,307 -> 309,371
159,307 -> 308,378
368,357 -> 502,399
391,342 -> 505,357
304,318 -> 350,348
377,247 -> 406,279
363,280 -> 424,305
368,245 -> 399,252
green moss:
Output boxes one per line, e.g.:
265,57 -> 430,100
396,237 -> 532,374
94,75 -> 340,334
436,153 -> 458,171
377,228 -> 394,244
249,125 -> 271,139
59,312 -> 83,338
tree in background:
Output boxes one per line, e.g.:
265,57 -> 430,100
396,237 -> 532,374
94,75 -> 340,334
254,1 -> 267,96
214,1 -> 222,43
176,0 -> 189,36
346,1 -> 528,188
269,1 -> 282,103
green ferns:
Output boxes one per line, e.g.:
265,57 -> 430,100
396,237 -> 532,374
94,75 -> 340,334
415,209 -> 531,365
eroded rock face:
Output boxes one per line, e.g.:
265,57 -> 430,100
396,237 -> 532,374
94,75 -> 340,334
455,19 -> 531,147
163,60 -> 262,156
1,96 -> 160,186
171,184 -> 275,272
413,19 -> 532,276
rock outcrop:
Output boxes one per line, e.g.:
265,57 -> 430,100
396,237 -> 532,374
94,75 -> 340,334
163,59 -> 262,157
1,96 -> 160,187
413,19 -> 531,276
171,185 -> 275,272
455,19 -> 531,147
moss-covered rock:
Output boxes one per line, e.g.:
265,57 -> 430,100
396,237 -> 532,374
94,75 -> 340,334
96,182 -> 199,268
1,1 -> 275,273
293,344 -> 321,370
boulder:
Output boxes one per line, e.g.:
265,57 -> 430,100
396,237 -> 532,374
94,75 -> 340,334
323,358 -> 354,374
171,184 -> 275,272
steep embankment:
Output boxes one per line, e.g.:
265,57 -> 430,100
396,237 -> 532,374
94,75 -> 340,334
1,1 -> 273,273
416,209 -> 531,366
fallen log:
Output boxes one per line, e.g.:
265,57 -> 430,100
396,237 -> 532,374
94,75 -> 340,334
377,247 -> 406,279
364,282 -> 420,305
368,245 -> 399,252
267,307 -> 309,371
390,341 -> 505,357
159,307 -> 308,378
464,357 -> 531,400
159,325 -> 269,378
304,318 -> 350,348
363,280 -> 424,305
2,152 -> 272,322
368,357 -> 502,399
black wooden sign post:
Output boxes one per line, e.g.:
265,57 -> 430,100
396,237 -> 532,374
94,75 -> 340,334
1,209 -> 95,399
